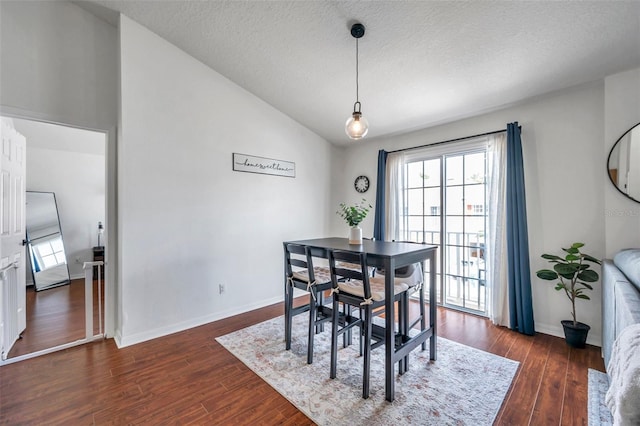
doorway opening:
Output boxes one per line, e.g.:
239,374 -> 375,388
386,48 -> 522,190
1,116 -> 108,362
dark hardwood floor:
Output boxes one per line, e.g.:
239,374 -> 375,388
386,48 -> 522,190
8,277 -> 105,358
0,295 -> 604,425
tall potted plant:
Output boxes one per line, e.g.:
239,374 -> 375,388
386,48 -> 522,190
536,242 -> 601,348
336,199 -> 371,244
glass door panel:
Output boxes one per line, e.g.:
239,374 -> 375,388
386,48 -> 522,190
405,150 -> 488,315
442,151 -> 487,313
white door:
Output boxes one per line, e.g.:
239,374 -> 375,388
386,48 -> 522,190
0,118 -> 27,358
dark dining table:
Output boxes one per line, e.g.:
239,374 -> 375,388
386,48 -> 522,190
283,237 -> 438,402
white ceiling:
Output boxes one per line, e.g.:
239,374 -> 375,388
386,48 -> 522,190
77,0 -> 640,146
10,117 -> 106,156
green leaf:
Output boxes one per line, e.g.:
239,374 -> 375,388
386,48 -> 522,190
555,283 -> 566,291
554,263 -> 579,276
537,270 -> 558,280
577,270 -> 599,282
563,247 -> 579,254
336,199 -> 370,227
582,254 -> 601,264
576,294 -> 591,300
542,254 -> 564,262
571,242 -> 585,249
578,282 -> 594,290
565,254 -> 579,261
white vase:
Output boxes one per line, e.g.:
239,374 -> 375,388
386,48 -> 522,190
349,226 -> 363,245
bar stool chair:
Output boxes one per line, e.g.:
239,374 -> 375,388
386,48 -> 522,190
379,240 -> 428,373
328,249 -> 411,399
284,243 -> 334,364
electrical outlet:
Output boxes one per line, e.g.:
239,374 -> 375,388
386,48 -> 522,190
219,284 -> 225,294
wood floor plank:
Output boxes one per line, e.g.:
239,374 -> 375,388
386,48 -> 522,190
562,350 -> 589,425
1,292 -> 605,425
529,335 -> 570,425
487,326 -> 517,357
495,332 -> 553,425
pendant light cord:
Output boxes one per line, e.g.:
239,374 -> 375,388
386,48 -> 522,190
355,37 -> 360,104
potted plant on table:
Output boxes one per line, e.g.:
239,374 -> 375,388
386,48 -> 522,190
336,198 -> 371,245
536,242 -> 601,348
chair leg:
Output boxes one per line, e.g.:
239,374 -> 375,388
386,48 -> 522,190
420,285 -> 427,351
400,295 -> 409,374
307,292 -> 316,364
362,306 -> 372,399
317,290 -> 325,334
358,307 -> 364,356
343,304 -> 353,349
285,283 -> 293,350
330,297 -> 340,380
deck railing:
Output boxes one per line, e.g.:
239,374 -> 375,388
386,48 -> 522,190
404,230 -> 486,312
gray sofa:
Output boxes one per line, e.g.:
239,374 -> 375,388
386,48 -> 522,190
602,248 -> 640,367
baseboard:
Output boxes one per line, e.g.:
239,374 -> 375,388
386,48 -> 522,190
113,329 -> 123,348
115,295 -> 284,348
110,298 -> 603,349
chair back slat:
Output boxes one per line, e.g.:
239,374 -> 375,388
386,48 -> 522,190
289,258 -> 308,269
285,243 -> 317,281
286,243 -> 306,256
328,249 -> 372,300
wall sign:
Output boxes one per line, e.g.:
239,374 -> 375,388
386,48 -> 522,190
232,153 -> 295,178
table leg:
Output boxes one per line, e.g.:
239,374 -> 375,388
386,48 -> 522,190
385,257 -> 395,402
429,251 -> 437,360
284,245 -> 291,350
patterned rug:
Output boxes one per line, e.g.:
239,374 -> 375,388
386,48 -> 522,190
588,369 -> 613,425
216,315 -> 519,425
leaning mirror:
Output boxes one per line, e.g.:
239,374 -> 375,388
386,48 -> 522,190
608,122 -> 640,203
25,191 -> 71,291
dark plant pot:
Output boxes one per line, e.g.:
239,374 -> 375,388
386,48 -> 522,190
561,320 -> 590,348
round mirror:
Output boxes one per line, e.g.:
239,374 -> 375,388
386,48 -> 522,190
608,122 -> 640,203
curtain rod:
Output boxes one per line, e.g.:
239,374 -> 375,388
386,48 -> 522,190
387,127 -> 513,154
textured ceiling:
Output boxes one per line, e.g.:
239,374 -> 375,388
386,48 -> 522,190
77,0 -> 640,145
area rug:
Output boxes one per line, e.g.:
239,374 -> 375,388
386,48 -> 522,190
588,369 -> 613,425
216,315 -> 519,425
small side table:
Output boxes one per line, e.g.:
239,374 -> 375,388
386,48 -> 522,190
93,246 -> 104,278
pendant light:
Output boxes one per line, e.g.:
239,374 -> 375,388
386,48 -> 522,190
345,23 -> 369,140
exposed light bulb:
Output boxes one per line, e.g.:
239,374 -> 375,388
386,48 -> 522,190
345,111 -> 369,140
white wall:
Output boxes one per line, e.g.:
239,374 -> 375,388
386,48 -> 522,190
117,15 -> 336,346
0,1 -> 117,131
16,118 -> 106,280
604,68 -> 640,257
333,81 -> 607,345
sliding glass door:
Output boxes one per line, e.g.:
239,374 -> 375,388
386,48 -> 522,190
404,149 -> 488,315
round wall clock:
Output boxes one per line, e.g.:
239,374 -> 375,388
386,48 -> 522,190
354,175 -> 370,193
